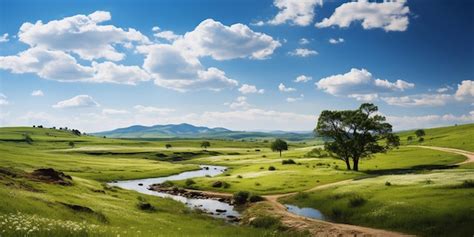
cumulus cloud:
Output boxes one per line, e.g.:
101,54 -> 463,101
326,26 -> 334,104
134,105 -> 175,115
52,95 -> 99,109
454,80 -> 474,101
267,0 -> 324,26
299,38 -> 310,45
238,84 -> 264,94
31,90 -> 44,96
18,11 -> 149,61
436,86 -> 453,93
286,94 -> 304,102
329,38 -> 344,44
0,93 -> 9,106
294,75 -> 312,83
174,19 -> 281,60
226,96 -> 251,110
381,94 -> 452,107
90,61 -> 150,85
386,112 -> 474,131
288,48 -> 318,57
315,68 -> 414,100
278,83 -> 296,92
316,0 -> 410,32
0,33 -> 9,43
153,27 -> 181,42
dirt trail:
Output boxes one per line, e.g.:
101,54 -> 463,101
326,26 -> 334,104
409,145 -> 474,164
188,146 -> 474,236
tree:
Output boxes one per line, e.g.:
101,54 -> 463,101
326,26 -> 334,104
165,144 -> 172,149
407,136 -> 413,143
71,129 -> 81,136
201,141 -> 211,150
68,141 -> 75,148
415,129 -> 425,138
271,139 -> 288,157
315,103 -> 399,171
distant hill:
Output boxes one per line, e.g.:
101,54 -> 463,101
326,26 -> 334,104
92,123 -> 314,141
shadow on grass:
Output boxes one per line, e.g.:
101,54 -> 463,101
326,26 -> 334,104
362,164 -> 459,176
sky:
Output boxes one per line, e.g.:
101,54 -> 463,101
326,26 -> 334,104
0,0 -> 473,132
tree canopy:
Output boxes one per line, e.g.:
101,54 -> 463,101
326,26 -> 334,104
415,129 -> 426,137
315,103 -> 399,171
271,139 -> 288,157
201,141 -> 211,150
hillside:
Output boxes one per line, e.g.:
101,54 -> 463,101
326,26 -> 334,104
398,123 -> 474,151
92,123 -> 314,141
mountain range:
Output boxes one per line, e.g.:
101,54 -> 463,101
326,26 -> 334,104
93,123 -> 313,141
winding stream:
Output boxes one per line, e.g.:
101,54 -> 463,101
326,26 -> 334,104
110,165 -> 240,220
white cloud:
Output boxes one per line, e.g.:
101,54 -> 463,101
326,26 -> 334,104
226,96 -> 251,110
91,61 -> 150,85
294,75 -> 312,83
0,93 -> 9,106
288,48 -> 318,57
267,0 -> 324,26
436,86 -> 453,93
174,19 -> 281,60
31,90 -> 44,96
18,11 -> 149,61
238,84 -> 265,94
329,38 -> 344,44
286,94 -> 304,102
316,0 -> 410,32
381,94 -> 452,107
153,28 -> 181,42
52,95 -> 99,109
454,80 -> 474,101
0,33 -> 9,43
134,105 -> 175,115
299,38 -> 310,45
278,83 -> 296,92
348,93 -> 379,102
315,68 -> 414,99
386,112 -> 474,131
102,108 -> 129,115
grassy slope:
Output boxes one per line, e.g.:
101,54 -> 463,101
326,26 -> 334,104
397,123 -> 474,151
0,127 -> 293,237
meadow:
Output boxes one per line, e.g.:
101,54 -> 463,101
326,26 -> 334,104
0,125 -> 473,236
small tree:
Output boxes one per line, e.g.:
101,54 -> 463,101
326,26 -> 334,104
68,141 -> 75,148
415,129 -> 425,138
165,144 -> 172,149
407,136 -> 413,143
315,103 -> 399,171
201,141 -> 211,150
271,139 -> 288,157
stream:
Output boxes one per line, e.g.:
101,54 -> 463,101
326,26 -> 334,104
110,165 -> 240,220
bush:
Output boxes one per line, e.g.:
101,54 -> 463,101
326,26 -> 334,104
249,216 -> 281,229
161,180 -> 174,188
255,182 -> 261,186
185,179 -> 195,187
237,175 -> 243,179
249,194 -> 264,202
24,134 -> 33,144
268,166 -> 276,171
348,195 -> 366,207
137,202 -> 155,211
282,159 -> 296,165
455,180 -> 474,188
222,182 -> 230,189
418,137 -> 424,142
385,181 -> 391,186
233,191 -> 250,205
211,181 -> 223,187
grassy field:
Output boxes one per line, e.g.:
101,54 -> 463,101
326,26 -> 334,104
0,125 -> 473,236
397,123 -> 474,151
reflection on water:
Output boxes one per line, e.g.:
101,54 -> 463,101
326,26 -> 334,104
285,204 -> 325,220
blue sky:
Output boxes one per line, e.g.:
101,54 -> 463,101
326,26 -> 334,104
0,0 -> 473,132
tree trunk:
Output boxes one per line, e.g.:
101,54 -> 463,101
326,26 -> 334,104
279,150 -> 282,157
344,158 -> 351,170
353,157 -> 359,171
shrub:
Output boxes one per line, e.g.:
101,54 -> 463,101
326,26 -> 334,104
222,182 -> 230,189
294,192 -> 309,200
454,180 -> 474,188
418,137 -> 425,142
282,159 -> 296,165
249,216 -> 281,229
385,181 -> 391,186
255,149 -> 261,152
268,166 -> 276,171
185,179 -> 195,187
211,181 -> 223,188
233,191 -> 250,205
24,134 -> 33,144
68,141 -> 75,148
237,175 -> 243,179
331,207 -> 343,220
249,194 -> 264,202
137,202 -> 155,211
348,195 -> 366,207
259,166 -> 264,170
161,180 -> 174,188
255,182 -> 261,186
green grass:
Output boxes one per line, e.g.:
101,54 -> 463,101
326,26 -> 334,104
281,169 -> 474,236
397,123 -> 474,151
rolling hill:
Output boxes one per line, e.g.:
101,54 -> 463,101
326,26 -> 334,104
92,123 -> 314,141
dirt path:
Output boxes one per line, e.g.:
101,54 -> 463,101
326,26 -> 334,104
408,145 -> 474,165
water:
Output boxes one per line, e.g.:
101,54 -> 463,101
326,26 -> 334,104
110,165 -> 240,220
285,204 -> 325,220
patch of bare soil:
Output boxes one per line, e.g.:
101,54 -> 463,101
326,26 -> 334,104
30,168 -> 72,186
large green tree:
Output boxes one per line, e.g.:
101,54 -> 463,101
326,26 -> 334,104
315,103 -> 399,171
271,139 -> 288,157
